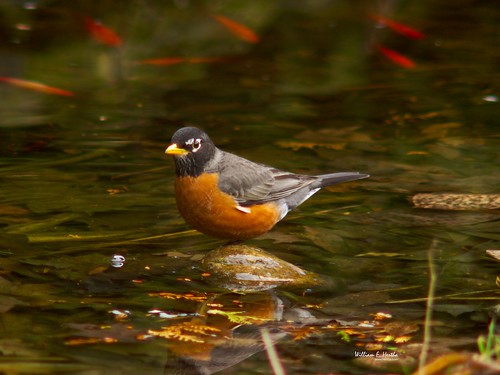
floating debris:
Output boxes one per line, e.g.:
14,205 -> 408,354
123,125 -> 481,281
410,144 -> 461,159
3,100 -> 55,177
411,193 -> 500,210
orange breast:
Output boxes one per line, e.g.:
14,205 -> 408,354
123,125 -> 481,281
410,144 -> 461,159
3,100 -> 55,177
174,174 -> 280,240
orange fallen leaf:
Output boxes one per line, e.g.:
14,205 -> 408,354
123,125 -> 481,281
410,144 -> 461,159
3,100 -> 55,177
292,326 -> 318,341
371,312 -> 392,320
394,335 -> 412,343
149,291 -> 208,302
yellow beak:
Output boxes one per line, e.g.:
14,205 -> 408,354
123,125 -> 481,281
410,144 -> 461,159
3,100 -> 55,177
165,143 -> 189,156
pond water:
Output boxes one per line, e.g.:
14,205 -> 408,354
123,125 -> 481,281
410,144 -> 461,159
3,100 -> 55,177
0,1 -> 498,374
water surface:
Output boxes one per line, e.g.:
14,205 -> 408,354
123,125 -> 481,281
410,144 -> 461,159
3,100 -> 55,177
0,1 -> 498,374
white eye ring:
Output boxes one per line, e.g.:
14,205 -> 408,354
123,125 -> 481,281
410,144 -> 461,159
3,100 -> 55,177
191,138 -> 202,152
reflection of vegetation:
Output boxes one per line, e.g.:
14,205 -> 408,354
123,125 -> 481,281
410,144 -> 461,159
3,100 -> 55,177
477,319 -> 499,361
148,321 -> 221,343
207,309 -> 269,325
337,330 -> 351,342
412,245 -> 500,375
418,245 -> 437,372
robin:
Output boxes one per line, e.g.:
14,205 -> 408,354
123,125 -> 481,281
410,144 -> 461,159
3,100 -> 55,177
166,126 -> 368,240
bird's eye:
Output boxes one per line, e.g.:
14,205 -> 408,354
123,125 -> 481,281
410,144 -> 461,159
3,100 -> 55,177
192,138 -> 202,152
184,137 -> 203,152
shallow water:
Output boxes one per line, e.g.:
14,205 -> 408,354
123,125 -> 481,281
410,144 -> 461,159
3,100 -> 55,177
0,1 -> 499,374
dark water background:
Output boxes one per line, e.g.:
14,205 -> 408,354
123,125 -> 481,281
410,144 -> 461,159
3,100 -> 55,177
0,1 -> 498,374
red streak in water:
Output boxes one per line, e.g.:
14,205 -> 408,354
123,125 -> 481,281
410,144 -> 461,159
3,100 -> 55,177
136,57 -> 222,65
377,45 -> 416,69
84,17 -> 123,47
370,14 -> 425,40
212,14 -> 259,44
0,77 -> 74,96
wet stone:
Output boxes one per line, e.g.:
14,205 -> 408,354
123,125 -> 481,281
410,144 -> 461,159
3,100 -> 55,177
201,244 -> 325,292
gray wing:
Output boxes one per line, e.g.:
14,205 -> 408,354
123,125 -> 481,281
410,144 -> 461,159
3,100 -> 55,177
214,150 -> 318,206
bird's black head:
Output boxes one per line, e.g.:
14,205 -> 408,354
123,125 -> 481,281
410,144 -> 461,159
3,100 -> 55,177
165,127 -> 216,177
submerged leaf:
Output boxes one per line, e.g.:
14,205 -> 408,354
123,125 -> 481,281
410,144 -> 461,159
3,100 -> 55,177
276,140 -> 346,151
0,204 -> 29,216
0,295 -> 27,313
149,322 -> 220,343
207,309 -> 268,325
420,122 -> 462,138
65,323 -> 139,344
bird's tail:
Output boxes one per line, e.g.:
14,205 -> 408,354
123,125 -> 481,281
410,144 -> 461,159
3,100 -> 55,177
317,172 -> 369,188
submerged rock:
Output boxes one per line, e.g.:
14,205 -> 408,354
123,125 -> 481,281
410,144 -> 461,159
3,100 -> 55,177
201,244 -> 324,292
